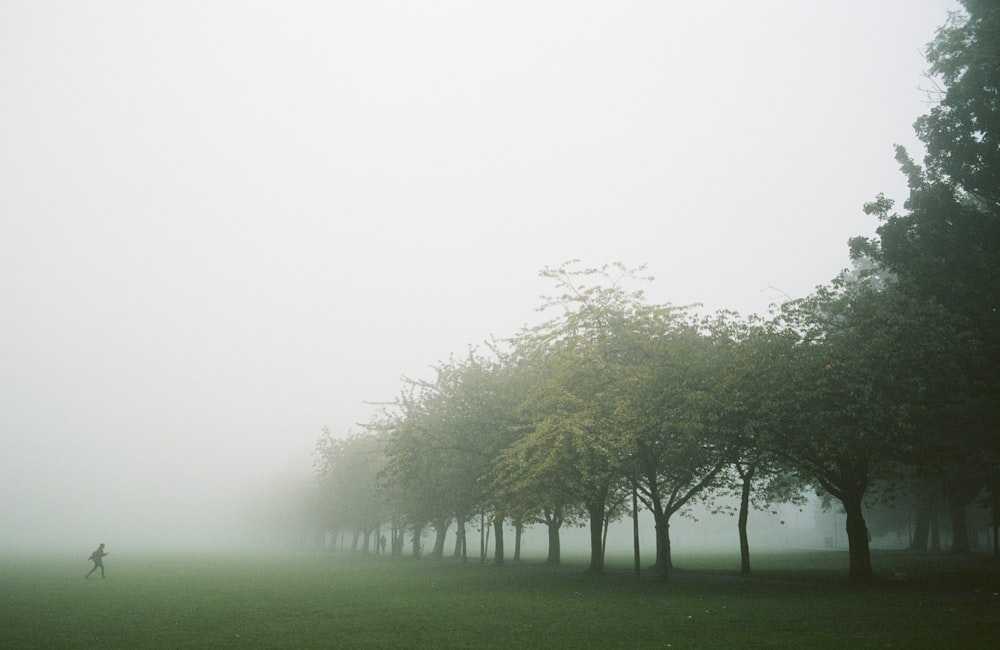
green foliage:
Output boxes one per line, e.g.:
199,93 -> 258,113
774,279 -> 966,488
917,1 -> 1000,209
305,4 -> 1000,586
314,429 -> 387,544
849,0 -> 1000,544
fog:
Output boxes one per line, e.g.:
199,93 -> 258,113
1,1 -> 957,554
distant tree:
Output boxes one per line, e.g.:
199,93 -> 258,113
379,348 -> 523,563
314,429 -> 387,553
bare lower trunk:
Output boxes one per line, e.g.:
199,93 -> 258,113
950,499 -> 971,554
493,515 -> 505,566
430,518 -> 450,559
738,477 -> 752,575
546,517 -> 562,565
632,488 -> 641,578
930,508 -> 942,551
843,495 -> 874,581
513,520 -> 523,563
651,509 -> 672,580
480,511 -> 487,563
588,501 -> 605,573
411,525 -> 423,558
453,516 -> 467,561
910,500 -> 929,551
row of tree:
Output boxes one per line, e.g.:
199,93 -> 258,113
313,1 -> 999,581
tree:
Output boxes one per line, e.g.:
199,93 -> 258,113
713,314 -> 808,576
379,348 -> 523,563
502,262 -> 652,573
501,331 -> 629,573
915,1 -> 1000,211
314,429 -> 387,553
619,314 -> 729,580
850,1 -> 1000,551
771,279 -> 964,580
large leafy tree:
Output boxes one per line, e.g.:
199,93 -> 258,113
712,314 -> 808,576
503,326 -> 631,573
619,313 -> 728,581
488,341 -> 586,565
503,262 -> 652,573
772,279 -> 964,580
850,0 -> 1000,544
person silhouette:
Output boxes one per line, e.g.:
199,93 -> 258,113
86,543 -> 109,579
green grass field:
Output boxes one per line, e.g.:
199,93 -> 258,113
2,550 -> 998,648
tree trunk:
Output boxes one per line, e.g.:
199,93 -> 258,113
493,515 -> 505,566
632,487 -> 641,578
950,499 -> 971,554
480,511 -> 486,563
930,507 -> 942,551
513,519 -> 523,563
910,501 -> 929,551
393,524 -> 404,556
430,518 -> 450,558
587,501 -> 605,573
644,485 -> 672,580
738,475 -> 752,575
650,506 -> 671,580
411,525 -> 422,558
545,514 -> 562,565
453,516 -> 467,561
842,495 -> 874,580
362,529 -> 372,554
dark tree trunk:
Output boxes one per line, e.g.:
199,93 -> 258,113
430,518 -> 450,559
587,501 -> 605,573
545,511 -> 562,565
842,494 -> 874,581
738,474 -> 752,575
645,483 -> 672,580
493,515 -> 505,566
362,529 -> 372,554
453,516 -> 467,561
930,507 -> 942,551
950,499 -> 971,554
649,506 -> 672,581
351,530 -> 360,554
393,524 -> 404,556
513,519 -> 523,563
479,511 -> 486,563
411,525 -> 423,557
910,501 -> 929,551
632,487 -> 641,578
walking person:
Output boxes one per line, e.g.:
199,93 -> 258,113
86,543 -> 109,579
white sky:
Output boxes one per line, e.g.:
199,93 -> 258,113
1,0 -> 957,552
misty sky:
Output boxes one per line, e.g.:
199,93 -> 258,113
1,0 -> 957,552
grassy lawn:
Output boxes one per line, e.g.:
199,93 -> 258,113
1,550 -> 998,648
